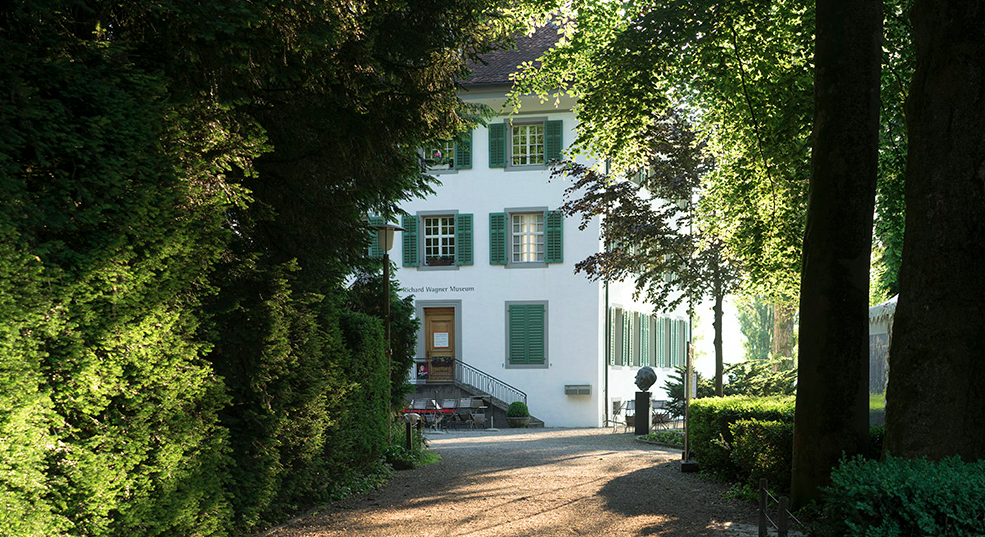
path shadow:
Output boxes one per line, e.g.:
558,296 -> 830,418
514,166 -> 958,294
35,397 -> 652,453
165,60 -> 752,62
598,460 -> 759,536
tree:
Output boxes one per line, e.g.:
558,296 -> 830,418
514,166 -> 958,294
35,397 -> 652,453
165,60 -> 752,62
791,0 -> 882,508
736,295 -> 774,362
883,0 -> 985,461
553,111 -> 742,394
513,0 -> 815,361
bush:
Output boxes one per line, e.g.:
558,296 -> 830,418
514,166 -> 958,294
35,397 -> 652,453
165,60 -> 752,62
723,358 -> 797,397
507,401 -> 530,417
687,395 -> 795,481
641,430 -> 685,448
729,419 -> 794,492
821,455 -> 985,536
663,366 -> 716,418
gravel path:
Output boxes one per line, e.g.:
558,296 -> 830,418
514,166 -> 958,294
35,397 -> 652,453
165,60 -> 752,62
265,428 -> 763,537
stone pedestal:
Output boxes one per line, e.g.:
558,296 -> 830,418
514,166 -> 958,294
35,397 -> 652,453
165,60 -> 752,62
635,391 -> 650,436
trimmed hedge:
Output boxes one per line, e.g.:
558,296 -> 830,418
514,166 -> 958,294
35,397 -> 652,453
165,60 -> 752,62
687,396 -> 796,482
730,419 -> 794,492
822,455 -> 985,536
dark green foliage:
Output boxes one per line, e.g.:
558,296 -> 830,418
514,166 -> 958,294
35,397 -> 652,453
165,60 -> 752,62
0,0 -> 543,534
345,267 -> 420,409
641,430 -> 685,448
729,419 -> 794,493
663,366 -> 716,418
1,5 -> 234,534
723,358 -> 797,397
507,402 -> 530,417
821,456 -> 985,536
687,396 -> 795,481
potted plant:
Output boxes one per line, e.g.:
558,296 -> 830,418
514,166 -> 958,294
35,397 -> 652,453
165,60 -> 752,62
506,401 -> 531,428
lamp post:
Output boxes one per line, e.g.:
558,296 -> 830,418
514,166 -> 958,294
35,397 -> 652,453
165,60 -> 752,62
371,221 -> 404,436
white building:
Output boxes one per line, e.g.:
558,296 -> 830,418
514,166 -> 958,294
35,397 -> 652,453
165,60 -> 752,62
393,27 -> 691,427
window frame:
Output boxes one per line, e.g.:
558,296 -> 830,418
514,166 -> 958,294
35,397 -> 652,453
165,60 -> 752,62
405,211 -> 473,270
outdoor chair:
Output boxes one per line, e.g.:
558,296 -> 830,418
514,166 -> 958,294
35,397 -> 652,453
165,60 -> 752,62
651,400 -> 672,430
606,401 -> 629,432
470,411 -> 485,429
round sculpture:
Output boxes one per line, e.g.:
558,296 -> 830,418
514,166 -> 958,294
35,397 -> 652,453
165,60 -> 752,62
635,366 -> 656,392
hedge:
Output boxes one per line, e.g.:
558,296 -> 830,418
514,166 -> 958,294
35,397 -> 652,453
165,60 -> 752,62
729,419 -> 794,492
687,395 -> 796,482
822,455 -> 985,536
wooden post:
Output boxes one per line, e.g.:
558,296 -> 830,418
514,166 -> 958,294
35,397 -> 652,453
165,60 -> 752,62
759,478 -> 768,537
778,496 -> 789,537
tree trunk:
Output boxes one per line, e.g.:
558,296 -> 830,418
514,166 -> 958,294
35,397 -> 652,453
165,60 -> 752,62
884,1 -> 985,460
714,293 -> 724,397
791,0 -> 882,508
771,300 -> 796,359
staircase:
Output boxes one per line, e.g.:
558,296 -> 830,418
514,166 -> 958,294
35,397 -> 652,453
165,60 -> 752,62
409,360 -> 544,427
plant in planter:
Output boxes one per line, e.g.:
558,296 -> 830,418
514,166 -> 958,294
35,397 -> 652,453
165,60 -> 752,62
506,401 -> 531,428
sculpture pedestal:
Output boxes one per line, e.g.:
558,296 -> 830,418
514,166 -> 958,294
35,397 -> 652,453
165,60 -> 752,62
635,391 -> 650,436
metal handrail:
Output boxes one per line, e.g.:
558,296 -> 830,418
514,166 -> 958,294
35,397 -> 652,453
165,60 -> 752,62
454,360 -> 527,407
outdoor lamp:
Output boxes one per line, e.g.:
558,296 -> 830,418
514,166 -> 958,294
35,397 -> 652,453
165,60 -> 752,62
372,222 -> 404,252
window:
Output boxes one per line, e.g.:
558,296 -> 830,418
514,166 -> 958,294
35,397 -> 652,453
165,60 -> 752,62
422,131 -> 472,172
489,210 -> 563,266
512,213 -> 544,262
423,216 -> 456,266
511,123 -> 545,166
488,120 -> 563,168
424,140 -> 456,170
506,302 -> 547,367
402,213 -> 473,268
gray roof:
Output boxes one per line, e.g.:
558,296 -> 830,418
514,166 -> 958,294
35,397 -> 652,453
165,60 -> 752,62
465,25 -> 559,87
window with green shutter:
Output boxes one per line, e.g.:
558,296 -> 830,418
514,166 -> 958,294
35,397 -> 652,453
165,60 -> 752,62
622,313 -> 631,366
608,307 -> 617,366
544,119 -> 563,162
367,216 -> 384,258
489,123 -> 506,168
613,307 -> 623,366
489,212 -> 506,265
455,213 -> 473,265
545,210 -> 563,263
455,130 -> 472,169
401,215 -> 418,267
507,303 -> 547,367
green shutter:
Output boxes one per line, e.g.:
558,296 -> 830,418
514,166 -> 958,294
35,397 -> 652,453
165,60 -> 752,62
509,304 -> 545,365
489,123 -> 506,168
455,130 -> 472,169
401,215 -> 418,267
526,305 -> 546,365
640,314 -> 650,367
544,119 -> 563,162
368,216 -> 384,258
455,213 -> 473,265
613,307 -> 623,366
608,307 -> 617,366
545,210 -> 563,263
489,212 -> 506,265
622,313 -> 631,366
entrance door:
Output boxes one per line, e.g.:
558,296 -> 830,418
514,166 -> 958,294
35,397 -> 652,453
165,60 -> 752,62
424,307 -> 455,382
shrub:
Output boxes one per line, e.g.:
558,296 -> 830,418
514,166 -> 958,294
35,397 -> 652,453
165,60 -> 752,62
729,419 -> 794,492
821,455 -> 985,536
723,358 -> 797,397
687,395 -> 795,481
507,401 -> 530,417
663,366 -> 716,418
641,430 -> 685,448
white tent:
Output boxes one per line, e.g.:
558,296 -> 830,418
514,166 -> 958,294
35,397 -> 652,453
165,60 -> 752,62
868,295 -> 898,395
